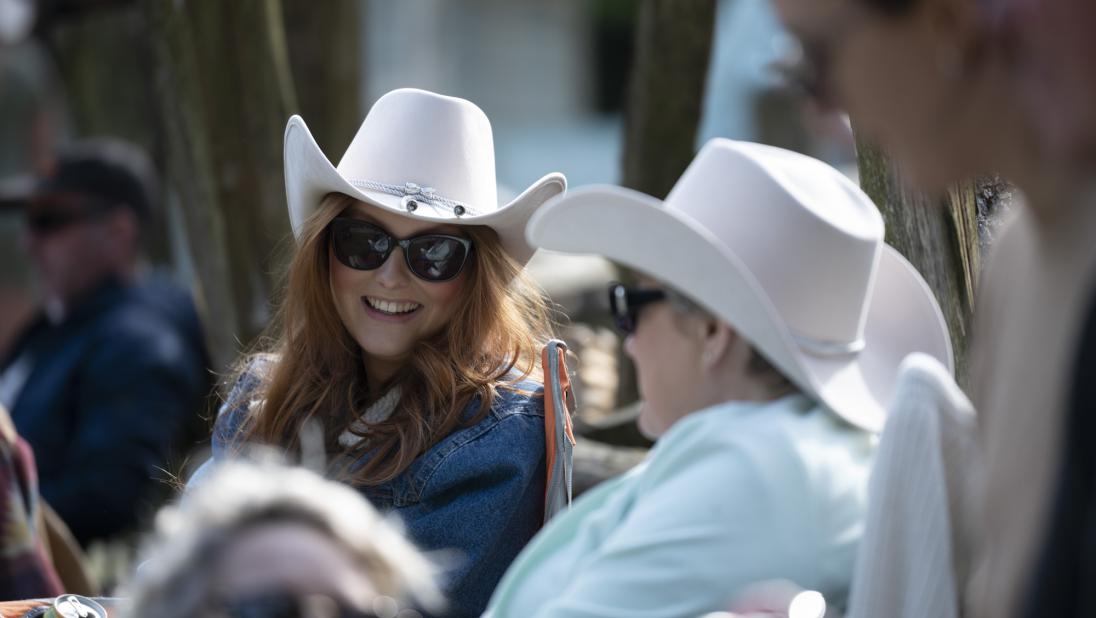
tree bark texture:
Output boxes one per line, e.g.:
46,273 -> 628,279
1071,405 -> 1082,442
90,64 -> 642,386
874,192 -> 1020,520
616,0 -> 715,408
621,0 -> 716,199
281,0 -> 364,159
44,5 -> 170,263
855,137 -> 981,383
143,0 -> 297,371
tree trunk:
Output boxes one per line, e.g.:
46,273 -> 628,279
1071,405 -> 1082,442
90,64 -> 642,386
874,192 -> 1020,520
855,137 -> 981,383
143,0 -> 297,371
43,5 -> 170,264
616,0 -> 715,407
621,0 -> 716,199
281,0 -> 364,158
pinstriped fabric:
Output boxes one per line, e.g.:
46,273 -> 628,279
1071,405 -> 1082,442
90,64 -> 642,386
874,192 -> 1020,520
847,354 -> 977,618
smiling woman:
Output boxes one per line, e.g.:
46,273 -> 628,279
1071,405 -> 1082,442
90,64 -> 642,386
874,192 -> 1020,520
199,88 -> 566,617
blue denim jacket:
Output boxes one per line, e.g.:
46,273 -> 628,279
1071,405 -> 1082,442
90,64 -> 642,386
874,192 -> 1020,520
210,364 -> 547,618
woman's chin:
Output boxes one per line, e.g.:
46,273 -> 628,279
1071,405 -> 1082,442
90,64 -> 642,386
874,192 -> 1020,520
356,340 -> 414,366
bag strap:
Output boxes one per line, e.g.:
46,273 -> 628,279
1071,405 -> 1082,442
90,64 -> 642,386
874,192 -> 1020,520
542,339 -> 576,523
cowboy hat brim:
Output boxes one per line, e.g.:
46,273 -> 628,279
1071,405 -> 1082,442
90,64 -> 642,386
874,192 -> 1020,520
526,185 -> 953,432
284,115 -> 565,265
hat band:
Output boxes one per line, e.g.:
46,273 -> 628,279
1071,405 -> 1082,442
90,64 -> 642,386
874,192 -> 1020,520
348,179 -> 476,217
792,333 -> 866,357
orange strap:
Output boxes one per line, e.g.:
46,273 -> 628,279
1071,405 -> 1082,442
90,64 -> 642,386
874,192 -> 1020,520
543,343 -> 576,512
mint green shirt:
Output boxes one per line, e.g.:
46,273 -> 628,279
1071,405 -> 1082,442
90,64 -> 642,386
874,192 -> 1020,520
483,394 -> 875,618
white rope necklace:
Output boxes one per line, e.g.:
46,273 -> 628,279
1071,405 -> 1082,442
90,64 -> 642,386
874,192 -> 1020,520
337,386 -> 402,448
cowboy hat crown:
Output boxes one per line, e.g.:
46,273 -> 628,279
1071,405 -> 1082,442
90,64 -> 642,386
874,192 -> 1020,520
665,141 -> 882,355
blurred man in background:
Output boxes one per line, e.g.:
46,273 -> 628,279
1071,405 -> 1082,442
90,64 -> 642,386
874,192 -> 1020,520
0,138 -> 210,547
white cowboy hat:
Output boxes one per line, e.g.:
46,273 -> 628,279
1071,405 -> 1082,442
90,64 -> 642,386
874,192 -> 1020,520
283,88 -> 566,265
527,139 -> 953,432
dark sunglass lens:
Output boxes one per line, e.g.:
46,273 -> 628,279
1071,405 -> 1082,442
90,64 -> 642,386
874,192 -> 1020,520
615,314 -> 636,335
225,595 -> 300,618
331,220 -> 391,270
406,236 -> 468,281
27,210 -> 85,234
607,284 -> 633,334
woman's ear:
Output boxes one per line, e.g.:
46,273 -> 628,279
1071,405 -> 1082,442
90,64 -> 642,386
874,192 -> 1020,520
699,319 -> 735,371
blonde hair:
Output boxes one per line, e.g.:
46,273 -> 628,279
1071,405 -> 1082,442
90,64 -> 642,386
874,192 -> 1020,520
229,193 -> 555,485
124,458 -> 443,617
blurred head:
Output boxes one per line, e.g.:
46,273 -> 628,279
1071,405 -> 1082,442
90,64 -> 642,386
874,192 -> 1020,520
996,0 -> 1096,167
621,277 -> 798,438
772,0 -> 1031,191
238,192 -> 555,485
125,460 -> 442,618
19,139 -> 155,313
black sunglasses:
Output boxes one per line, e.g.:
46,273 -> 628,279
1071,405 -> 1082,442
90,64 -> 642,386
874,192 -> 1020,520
608,282 -> 667,335
25,197 -> 113,235
328,216 -> 473,283
218,592 -> 379,618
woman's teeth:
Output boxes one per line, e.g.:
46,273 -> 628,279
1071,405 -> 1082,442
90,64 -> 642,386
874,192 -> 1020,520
365,297 -> 421,315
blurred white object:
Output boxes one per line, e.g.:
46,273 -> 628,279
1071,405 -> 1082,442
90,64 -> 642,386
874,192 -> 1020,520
846,353 -> 976,618
0,0 -> 33,45
788,590 -> 826,618
698,589 -> 825,618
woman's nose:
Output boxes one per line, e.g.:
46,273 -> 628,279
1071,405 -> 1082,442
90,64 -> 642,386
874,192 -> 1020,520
373,247 -> 411,287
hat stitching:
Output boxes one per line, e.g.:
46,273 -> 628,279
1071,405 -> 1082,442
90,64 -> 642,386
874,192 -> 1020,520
348,179 -> 475,217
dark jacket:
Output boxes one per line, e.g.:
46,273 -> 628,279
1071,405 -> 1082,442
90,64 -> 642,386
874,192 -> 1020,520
1023,286 -> 1096,617
0,275 -> 211,545
211,364 -> 547,618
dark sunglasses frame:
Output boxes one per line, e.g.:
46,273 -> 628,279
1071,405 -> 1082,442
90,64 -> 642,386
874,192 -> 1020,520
25,197 -> 115,235
328,216 -> 473,283
607,281 -> 667,335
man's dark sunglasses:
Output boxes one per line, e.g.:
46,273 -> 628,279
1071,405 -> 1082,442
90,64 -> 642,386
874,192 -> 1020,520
608,281 -> 667,335
328,216 -> 473,283
25,198 -> 113,235
219,592 -> 380,618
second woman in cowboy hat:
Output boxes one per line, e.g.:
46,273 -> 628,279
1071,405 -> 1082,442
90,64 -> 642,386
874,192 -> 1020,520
482,139 -> 953,617
203,88 -> 566,617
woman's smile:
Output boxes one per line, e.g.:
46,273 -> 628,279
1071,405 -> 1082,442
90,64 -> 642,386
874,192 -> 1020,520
361,295 -> 423,323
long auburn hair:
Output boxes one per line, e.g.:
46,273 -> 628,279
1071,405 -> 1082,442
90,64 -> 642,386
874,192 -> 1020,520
230,193 -> 556,485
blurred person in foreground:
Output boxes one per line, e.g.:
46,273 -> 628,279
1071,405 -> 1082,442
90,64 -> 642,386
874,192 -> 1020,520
769,0 -> 1096,615
993,0 -> 1096,614
124,458 -> 442,618
481,139 -> 953,617
0,139 -> 211,547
